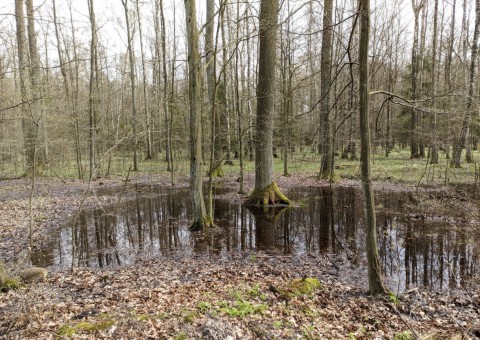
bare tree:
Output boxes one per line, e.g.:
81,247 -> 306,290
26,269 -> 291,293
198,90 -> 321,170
251,0 -> 290,206
87,0 -> 98,179
134,0 -> 153,160
452,0 -> 480,167
319,0 -> 334,179
184,0 -> 213,230
359,0 -> 387,295
121,0 -> 139,171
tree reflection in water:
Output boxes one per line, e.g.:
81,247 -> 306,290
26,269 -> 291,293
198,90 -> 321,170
35,185 -> 478,291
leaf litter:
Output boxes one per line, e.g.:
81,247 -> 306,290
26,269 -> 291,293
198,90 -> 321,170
0,174 -> 479,339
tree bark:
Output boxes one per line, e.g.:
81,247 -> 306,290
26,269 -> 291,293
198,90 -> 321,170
430,0 -> 439,164
135,0 -> 153,160
184,0 -> 213,230
452,0 -> 480,167
319,0 -> 334,179
15,0 -> 36,178
87,0 -> 97,179
359,0 -> 387,295
26,0 -> 48,171
252,0 -> 290,206
410,0 -> 425,159
122,0 -> 139,171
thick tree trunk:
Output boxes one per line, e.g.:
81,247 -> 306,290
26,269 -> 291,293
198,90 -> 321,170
252,0 -> 290,206
205,0 -> 224,177
319,0 -> 334,179
359,0 -> 387,295
15,0 -> 36,178
184,0 -> 213,230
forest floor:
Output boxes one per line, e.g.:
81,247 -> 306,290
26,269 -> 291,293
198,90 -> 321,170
0,172 -> 479,339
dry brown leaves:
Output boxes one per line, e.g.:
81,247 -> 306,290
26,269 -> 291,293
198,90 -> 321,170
0,255 -> 478,339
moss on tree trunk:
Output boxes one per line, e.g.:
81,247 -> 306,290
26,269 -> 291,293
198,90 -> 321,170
250,181 -> 291,206
189,215 -> 215,232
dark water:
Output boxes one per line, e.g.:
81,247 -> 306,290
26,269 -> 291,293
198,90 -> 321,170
32,185 -> 479,291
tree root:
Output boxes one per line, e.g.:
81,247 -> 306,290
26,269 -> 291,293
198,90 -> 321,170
189,215 -> 215,232
250,181 -> 291,206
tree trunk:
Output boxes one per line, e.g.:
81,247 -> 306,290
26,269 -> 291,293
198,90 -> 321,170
410,0 -> 424,159
430,0 -> 439,164
135,0 -> 153,160
252,0 -> 290,206
452,0 -> 480,167
184,0 -> 213,230
15,0 -> 36,178
319,0 -> 334,179
26,0 -> 48,172
87,0 -> 97,179
359,0 -> 387,295
52,0 -> 83,178
122,0 -> 139,171
205,0 -> 224,178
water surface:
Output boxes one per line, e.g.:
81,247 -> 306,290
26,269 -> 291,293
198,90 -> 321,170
32,185 -> 479,291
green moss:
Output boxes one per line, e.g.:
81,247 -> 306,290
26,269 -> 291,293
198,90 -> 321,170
228,289 -> 245,301
57,320 -> 115,336
218,300 -> 267,318
250,181 -> 291,206
174,332 -> 188,340
248,283 -> 261,297
272,320 -> 283,329
1,277 -> 21,292
388,292 -> 399,304
280,277 -> 322,298
181,310 -> 198,323
394,331 -> 414,340
136,313 -> 168,321
197,301 -> 212,313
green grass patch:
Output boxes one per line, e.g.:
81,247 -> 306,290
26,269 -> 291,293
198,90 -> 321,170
57,319 -> 115,336
218,300 -> 267,318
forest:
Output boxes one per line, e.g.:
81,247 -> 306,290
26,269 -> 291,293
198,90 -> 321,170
0,0 -> 479,338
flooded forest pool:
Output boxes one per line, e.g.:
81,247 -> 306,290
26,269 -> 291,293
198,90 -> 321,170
31,184 -> 479,292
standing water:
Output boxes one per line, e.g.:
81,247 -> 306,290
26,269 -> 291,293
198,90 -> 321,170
31,184 -> 478,291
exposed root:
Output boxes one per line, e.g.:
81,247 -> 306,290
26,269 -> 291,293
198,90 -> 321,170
250,181 -> 291,206
189,215 -> 215,232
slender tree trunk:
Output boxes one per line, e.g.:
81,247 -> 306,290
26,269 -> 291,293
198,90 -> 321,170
452,0 -> 480,167
359,0 -> 387,295
319,0 -> 334,179
26,0 -> 48,171
135,0 -> 153,160
122,0 -> 139,171
87,0 -> 97,179
184,0 -> 213,230
410,0 -> 425,159
430,0 -> 439,164
444,0 -> 456,160
53,0 -> 83,178
251,0 -> 290,206
68,1 -> 83,178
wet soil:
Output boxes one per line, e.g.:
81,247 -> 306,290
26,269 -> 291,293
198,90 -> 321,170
0,173 -> 479,338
